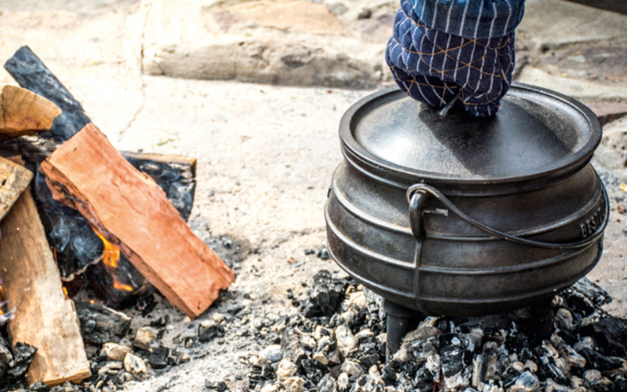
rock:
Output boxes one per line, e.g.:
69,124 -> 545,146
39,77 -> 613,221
124,353 -> 147,375
556,308 -> 575,331
300,333 -> 317,351
205,381 -> 228,391
133,326 -> 159,350
313,352 -> 329,366
510,371 -> 540,392
335,325 -> 358,356
276,359 -> 299,381
261,345 -> 283,363
317,374 -> 337,392
337,372 -> 349,391
29,382 -> 50,392
357,8 -> 372,19
101,342 -> 131,361
281,376 -> 307,392
198,320 -> 225,343
583,369 -> 602,385
341,360 -> 363,379
148,346 -> 170,369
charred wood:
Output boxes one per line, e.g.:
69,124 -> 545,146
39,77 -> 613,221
3,46 -> 90,142
40,123 -> 235,318
74,301 -> 131,345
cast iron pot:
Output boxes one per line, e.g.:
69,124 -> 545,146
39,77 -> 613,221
325,84 -> 608,322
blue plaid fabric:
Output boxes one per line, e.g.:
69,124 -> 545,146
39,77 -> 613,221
412,0 -> 525,39
386,0 -> 519,117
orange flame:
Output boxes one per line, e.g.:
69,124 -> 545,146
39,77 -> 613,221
92,228 -> 134,292
62,286 -> 69,299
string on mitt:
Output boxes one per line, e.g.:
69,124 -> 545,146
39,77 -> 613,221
386,0 -> 518,117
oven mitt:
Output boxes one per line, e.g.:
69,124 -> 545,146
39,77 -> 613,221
386,0 -> 525,117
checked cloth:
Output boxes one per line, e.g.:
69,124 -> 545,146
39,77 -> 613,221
386,0 -> 524,117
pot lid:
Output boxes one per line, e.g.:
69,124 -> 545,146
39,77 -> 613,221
340,84 -> 601,188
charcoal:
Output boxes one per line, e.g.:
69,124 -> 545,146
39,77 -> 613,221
0,337 -> 12,380
6,342 -> 37,381
300,358 -> 327,384
29,382 -> 51,392
302,270 -> 347,318
579,318 -> 627,357
75,301 -> 131,344
198,321 -> 225,343
571,278 -> 612,308
205,380 -> 228,391
510,371 -> 540,392
281,328 -> 308,365
577,347 -> 624,371
148,346 -> 170,370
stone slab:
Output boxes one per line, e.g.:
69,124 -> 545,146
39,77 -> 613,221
141,0 -> 396,88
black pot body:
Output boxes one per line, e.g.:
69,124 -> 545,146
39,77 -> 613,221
325,85 -> 608,317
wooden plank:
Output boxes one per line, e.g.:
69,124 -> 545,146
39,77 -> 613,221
0,155 -> 33,222
0,183 -> 91,386
40,123 -> 236,319
4,46 -> 90,142
0,85 -> 61,139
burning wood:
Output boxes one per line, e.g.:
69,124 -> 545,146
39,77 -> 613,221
0,178 -> 90,385
40,123 -> 236,318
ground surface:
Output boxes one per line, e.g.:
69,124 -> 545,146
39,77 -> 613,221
1,0 -> 627,391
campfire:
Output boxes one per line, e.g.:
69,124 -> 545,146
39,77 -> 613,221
0,46 -> 236,389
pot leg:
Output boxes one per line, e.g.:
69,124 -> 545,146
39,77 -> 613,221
526,298 -> 555,344
385,300 -> 413,360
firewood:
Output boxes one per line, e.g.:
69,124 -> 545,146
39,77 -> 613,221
4,46 -> 90,142
0,155 -> 33,222
0,86 -> 61,139
40,123 -> 236,319
0,181 -> 90,385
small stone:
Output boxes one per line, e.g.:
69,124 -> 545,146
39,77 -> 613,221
337,372 -> 349,391
355,328 -> 374,340
556,308 -> 575,330
524,360 -> 538,373
510,371 -> 540,392
313,352 -> 329,366
281,376 -> 306,392
341,360 -> 363,379
335,325 -> 358,356
133,327 -> 159,350
317,374 -> 337,392
211,313 -> 226,323
148,346 -> 170,369
276,359 -> 298,381
101,342 -> 131,361
583,369 -> 602,385
205,380 -> 228,391
357,8 -> 372,19
618,204 -> 626,214
513,361 -> 525,372
198,320 -> 225,343
315,245 -> 329,260
261,345 -> 283,363
124,353 -> 147,375
300,333 -> 316,351
29,382 -> 50,392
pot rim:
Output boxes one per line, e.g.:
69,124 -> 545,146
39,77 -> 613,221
339,83 -> 602,191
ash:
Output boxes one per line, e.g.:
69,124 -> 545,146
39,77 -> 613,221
244,272 -> 627,392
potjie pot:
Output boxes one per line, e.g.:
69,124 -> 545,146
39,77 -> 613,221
325,84 -> 608,349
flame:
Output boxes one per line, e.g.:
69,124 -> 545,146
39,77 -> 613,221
62,286 -> 69,299
92,228 -> 134,292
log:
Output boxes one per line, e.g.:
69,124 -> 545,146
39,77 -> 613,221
0,181 -> 91,385
0,85 -> 61,139
40,123 -> 236,319
0,155 -> 33,222
4,46 -> 90,142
